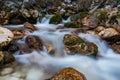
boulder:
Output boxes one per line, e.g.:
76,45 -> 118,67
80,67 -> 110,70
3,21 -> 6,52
0,27 -> 14,50
63,34 -> 98,56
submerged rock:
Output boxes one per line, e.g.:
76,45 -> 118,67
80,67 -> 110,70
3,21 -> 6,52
50,67 -> 87,80
25,35 -> 43,51
63,34 -> 98,56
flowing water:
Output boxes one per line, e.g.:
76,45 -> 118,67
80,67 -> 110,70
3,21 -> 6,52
3,16 -> 120,80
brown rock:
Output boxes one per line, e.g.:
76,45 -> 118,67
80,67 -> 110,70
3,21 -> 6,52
12,29 -> 24,39
98,28 -> 119,38
50,67 -> 87,80
95,26 -> 105,33
24,22 -> 38,31
25,35 -> 43,51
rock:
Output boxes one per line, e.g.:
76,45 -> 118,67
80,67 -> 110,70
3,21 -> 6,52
49,14 -> 62,24
24,22 -> 38,31
63,34 -> 98,56
30,9 -> 39,18
64,22 -> 78,28
12,29 -> 24,39
50,67 -> 87,80
94,26 -> 105,33
0,27 -> 14,50
25,35 -> 43,51
0,68 -> 13,76
98,28 -> 119,38
82,17 -> 98,28
110,44 -> 120,53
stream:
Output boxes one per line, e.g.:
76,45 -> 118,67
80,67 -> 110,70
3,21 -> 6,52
1,15 -> 120,80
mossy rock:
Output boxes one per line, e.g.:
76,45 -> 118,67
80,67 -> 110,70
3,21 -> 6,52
63,34 -> 85,46
49,14 -> 62,24
63,34 -> 98,56
64,22 -> 78,28
50,67 -> 87,80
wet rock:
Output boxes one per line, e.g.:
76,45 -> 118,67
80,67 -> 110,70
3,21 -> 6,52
0,68 -> 13,76
63,34 -> 98,56
24,22 -> 38,31
25,35 -> 43,51
50,67 -> 87,80
49,14 -> 62,24
0,27 -> 14,50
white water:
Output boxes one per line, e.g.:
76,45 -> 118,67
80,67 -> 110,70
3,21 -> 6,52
4,15 -> 120,80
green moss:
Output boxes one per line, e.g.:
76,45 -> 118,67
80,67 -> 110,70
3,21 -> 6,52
64,22 -> 78,28
97,11 -> 108,22
64,34 -> 85,46
49,14 -> 62,24
79,11 -> 88,19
